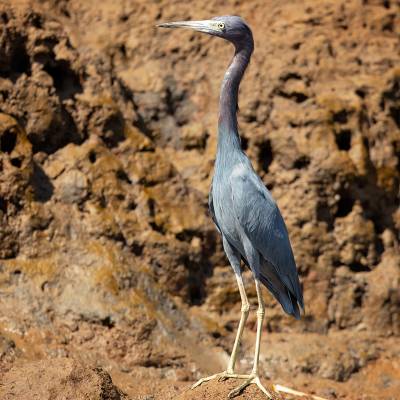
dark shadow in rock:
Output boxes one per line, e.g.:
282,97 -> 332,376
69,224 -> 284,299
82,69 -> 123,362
277,89 -> 309,103
164,76 -> 190,124
149,221 -> 165,234
147,198 -> 156,217
1,12 -> 9,24
132,111 -> 153,139
130,241 -> 143,256
175,229 -> 198,243
258,139 -> 273,173
99,316 -> 115,329
355,88 -> 367,99
332,109 -> 349,124
30,162 -> 54,202
348,262 -> 370,273
28,12 -> 44,29
280,72 -> 302,81
146,198 -> 166,233
183,252 -> 213,306
353,175 -> 398,235
241,135 -> 249,151
0,33 -> 31,82
374,236 -> 384,259
30,106 -> 81,154
43,60 -> 83,101
294,155 -> 311,169
185,231 -> 217,306
334,188 -> 354,218
116,76 -> 154,139
115,169 -> 131,184
335,129 -> 352,151
0,128 -> 17,154
127,75 -> 193,148
382,76 -> 400,128
389,106 -> 400,128
316,200 -> 334,230
0,197 -> 7,213
382,76 -> 400,102
88,150 -> 97,163
102,112 -> 125,148
10,157 -> 22,168
318,160 -> 398,240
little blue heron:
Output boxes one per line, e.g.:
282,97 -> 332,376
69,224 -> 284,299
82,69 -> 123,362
158,16 -> 305,399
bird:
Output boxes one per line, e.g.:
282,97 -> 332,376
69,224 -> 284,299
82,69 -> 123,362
158,16 -> 304,399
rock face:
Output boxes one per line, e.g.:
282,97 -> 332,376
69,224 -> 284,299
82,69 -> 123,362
0,358 -> 127,400
0,0 -> 399,399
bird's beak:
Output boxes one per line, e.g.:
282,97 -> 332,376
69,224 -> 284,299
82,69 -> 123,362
156,20 -> 222,35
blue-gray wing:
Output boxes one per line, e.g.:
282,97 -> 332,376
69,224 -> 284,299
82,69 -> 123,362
230,166 -> 304,316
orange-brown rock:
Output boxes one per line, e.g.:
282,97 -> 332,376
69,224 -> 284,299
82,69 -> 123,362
0,358 -> 127,400
0,0 -> 399,399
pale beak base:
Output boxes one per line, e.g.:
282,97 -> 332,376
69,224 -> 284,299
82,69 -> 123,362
156,20 -> 222,35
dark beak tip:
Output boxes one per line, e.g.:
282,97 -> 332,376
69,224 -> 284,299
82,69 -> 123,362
156,22 -> 175,28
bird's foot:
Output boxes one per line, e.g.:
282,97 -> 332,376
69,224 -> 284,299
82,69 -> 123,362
191,371 -> 253,389
227,374 -> 277,399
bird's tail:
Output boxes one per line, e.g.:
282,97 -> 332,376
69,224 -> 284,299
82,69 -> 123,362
259,259 -> 303,319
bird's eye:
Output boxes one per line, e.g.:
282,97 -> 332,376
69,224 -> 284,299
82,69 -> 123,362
217,22 -> 225,30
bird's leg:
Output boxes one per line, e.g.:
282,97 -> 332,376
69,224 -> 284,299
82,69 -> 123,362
227,278 -> 275,399
191,272 -> 253,390
226,273 -> 249,374
252,278 -> 265,376
191,240 -> 254,390
228,280 -> 326,400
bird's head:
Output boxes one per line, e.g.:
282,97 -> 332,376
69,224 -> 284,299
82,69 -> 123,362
157,15 -> 253,49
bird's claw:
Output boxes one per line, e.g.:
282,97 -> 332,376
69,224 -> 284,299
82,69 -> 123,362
191,372 -> 221,389
227,374 -> 276,399
192,371 -> 277,399
191,371 -> 253,390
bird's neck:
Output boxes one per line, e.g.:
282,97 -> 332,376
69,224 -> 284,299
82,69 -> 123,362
217,43 -> 253,156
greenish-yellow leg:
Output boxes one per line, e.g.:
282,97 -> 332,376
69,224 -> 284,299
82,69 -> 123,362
227,274 -> 250,373
191,273 -> 253,390
227,278 -> 275,399
191,273 -> 324,399
227,280 -> 328,400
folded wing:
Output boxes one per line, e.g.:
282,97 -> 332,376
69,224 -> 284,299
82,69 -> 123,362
230,164 -> 304,318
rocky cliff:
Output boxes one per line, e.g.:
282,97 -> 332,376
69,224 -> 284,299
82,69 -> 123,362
0,0 -> 399,399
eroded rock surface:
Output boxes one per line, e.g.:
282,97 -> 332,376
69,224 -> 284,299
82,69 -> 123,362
0,358 -> 127,400
0,0 -> 399,399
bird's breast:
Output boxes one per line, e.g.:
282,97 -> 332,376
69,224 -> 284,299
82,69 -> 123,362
211,176 -> 242,246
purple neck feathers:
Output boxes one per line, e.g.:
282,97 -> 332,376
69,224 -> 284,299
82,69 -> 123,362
217,41 -> 253,152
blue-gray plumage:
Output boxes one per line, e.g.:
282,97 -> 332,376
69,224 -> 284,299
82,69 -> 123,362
158,15 -> 304,399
